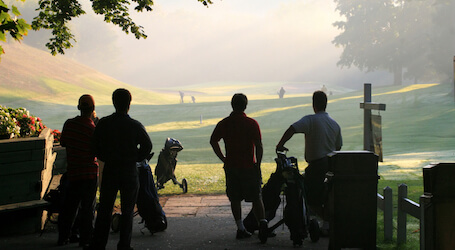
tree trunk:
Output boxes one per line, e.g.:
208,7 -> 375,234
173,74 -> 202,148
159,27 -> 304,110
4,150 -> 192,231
393,63 -> 403,85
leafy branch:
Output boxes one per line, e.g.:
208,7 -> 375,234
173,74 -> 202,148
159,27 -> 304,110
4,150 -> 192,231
1,0 -> 213,57
0,0 -> 31,58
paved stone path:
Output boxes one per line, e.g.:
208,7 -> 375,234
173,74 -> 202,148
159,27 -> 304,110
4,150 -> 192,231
0,194 -> 330,249
161,195 -> 244,218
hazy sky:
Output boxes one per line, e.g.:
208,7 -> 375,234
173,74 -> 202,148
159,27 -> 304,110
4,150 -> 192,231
63,0 -> 391,90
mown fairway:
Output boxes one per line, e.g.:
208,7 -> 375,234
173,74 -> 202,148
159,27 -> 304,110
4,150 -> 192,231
6,82 -> 453,196
3,82 -> 454,248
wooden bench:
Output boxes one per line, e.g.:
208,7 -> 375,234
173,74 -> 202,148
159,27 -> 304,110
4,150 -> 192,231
0,200 -> 50,236
0,199 -> 49,214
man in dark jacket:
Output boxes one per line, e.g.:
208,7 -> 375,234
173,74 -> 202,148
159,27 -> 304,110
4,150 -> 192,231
89,88 -> 152,250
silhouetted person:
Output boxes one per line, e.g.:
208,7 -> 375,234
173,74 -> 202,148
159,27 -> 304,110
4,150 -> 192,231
191,96 -> 196,103
210,93 -> 269,243
276,90 -> 342,235
89,88 -> 152,250
278,87 -> 285,99
179,91 -> 184,103
321,85 -> 327,94
58,94 -> 98,247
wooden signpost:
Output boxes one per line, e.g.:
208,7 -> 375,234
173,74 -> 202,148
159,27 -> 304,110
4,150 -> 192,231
360,83 -> 386,161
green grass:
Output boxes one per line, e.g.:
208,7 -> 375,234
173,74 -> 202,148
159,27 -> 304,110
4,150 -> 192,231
154,162 -> 279,196
2,81 -> 454,248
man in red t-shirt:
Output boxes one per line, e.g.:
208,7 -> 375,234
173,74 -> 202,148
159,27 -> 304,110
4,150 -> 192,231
210,93 -> 268,243
58,94 -> 98,247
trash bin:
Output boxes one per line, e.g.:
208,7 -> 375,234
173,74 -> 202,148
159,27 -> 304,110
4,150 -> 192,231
421,163 -> 455,250
326,151 -> 379,249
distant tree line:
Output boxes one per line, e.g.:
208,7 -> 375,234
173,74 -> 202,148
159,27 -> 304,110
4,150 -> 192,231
332,0 -> 455,85
0,0 -> 212,57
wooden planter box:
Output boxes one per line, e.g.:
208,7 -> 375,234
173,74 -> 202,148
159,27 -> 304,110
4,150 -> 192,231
0,128 -> 55,235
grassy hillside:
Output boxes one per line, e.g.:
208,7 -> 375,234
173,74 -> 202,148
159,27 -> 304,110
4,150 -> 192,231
2,75 -> 454,174
139,82 -> 455,180
5,81 -> 450,184
1,43 -> 352,105
2,43 -> 454,186
0,43 -> 178,105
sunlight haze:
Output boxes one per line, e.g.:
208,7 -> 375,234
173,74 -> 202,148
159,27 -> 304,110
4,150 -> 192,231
62,0 -> 389,90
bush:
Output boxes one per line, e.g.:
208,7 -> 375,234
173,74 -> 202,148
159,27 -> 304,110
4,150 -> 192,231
0,106 -> 46,139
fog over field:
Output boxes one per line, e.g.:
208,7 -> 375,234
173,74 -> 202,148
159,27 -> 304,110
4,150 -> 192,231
3,0 -> 453,94
17,0 -> 401,91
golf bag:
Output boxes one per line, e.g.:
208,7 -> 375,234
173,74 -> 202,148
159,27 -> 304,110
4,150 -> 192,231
136,157 -> 167,233
243,150 -> 319,246
282,165 -> 308,245
155,138 -> 187,193
243,170 -> 284,232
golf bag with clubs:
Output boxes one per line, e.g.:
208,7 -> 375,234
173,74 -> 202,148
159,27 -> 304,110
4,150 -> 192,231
136,153 -> 167,233
243,150 -> 320,246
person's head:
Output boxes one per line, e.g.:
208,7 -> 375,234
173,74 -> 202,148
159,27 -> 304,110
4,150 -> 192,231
113,88 -> 132,113
77,94 -> 95,116
231,93 -> 248,112
312,90 -> 327,112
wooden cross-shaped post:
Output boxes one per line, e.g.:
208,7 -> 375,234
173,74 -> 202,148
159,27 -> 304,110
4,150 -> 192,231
360,83 -> 386,152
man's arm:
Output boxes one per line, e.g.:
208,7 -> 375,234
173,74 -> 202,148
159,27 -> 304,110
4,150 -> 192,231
276,125 -> 296,151
210,137 -> 225,163
254,138 -> 263,166
336,131 -> 343,151
137,124 -> 153,162
254,138 -> 263,183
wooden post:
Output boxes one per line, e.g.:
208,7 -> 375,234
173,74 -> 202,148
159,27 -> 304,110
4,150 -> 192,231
384,186 -> 393,241
360,83 -> 386,153
397,183 -> 408,244
364,83 -> 372,151
420,194 -> 431,250
421,163 -> 455,250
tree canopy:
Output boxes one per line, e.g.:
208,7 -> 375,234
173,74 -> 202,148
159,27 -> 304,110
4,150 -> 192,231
332,0 -> 455,85
0,0 -> 212,57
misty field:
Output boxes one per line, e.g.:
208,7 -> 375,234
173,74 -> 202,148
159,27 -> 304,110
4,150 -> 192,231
11,82 -> 455,192
4,82 -> 454,248
24,81 -> 455,176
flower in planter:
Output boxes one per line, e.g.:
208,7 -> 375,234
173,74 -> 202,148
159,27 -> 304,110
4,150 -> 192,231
52,129 -> 62,144
0,106 -> 21,139
0,106 -> 46,138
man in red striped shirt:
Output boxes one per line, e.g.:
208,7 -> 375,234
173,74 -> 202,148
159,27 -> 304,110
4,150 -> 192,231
210,93 -> 268,243
58,94 -> 99,247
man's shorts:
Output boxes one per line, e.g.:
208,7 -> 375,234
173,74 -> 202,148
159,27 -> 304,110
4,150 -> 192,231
224,167 -> 262,202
